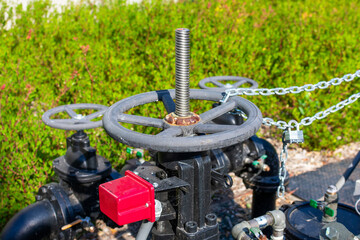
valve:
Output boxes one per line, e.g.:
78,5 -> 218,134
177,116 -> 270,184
126,147 -> 144,160
199,76 -> 258,90
61,216 -> 95,233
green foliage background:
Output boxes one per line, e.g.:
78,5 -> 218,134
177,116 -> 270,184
0,0 -> 359,229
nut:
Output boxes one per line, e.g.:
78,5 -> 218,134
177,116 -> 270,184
165,112 -> 200,126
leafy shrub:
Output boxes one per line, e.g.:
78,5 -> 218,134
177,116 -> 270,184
0,0 -> 359,229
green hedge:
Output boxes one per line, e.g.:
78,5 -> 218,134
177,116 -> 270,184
0,0 -> 359,229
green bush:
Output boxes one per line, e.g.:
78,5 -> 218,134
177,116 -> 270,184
0,0 -> 359,229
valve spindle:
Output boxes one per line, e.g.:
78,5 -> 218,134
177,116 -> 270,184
175,28 -> 191,117
165,28 -> 200,126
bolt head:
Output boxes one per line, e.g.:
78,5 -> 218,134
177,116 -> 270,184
326,185 -> 338,195
205,213 -> 217,226
185,221 -> 197,233
35,195 -> 43,201
40,187 -> 47,194
324,227 -> 339,240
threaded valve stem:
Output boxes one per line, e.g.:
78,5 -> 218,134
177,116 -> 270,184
175,28 -> 191,117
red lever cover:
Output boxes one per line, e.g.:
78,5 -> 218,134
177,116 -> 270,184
99,170 -> 155,225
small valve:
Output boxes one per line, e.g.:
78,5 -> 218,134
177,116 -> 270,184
249,227 -> 268,240
61,216 -> 95,232
309,199 -> 335,217
126,147 -> 144,160
252,155 -> 269,171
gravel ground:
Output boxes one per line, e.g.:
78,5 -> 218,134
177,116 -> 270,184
75,136 -> 360,240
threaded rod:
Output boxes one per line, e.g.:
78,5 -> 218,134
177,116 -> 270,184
175,28 -> 191,117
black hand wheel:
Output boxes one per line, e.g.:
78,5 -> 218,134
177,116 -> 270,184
42,103 -> 108,130
198,76 -> 258,90
103,89 -> 262,152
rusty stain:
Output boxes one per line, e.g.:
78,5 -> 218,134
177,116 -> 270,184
263,164 -> 271,172
165,112 -> 200,126
259,235 -> 268,240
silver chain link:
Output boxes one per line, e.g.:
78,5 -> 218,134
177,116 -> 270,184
262,92 -> 360,129
221,70 -> 360,198
221,70 -> 360,130
277,142 -> 288,198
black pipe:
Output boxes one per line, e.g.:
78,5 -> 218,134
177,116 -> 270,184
335,150 -> 360,191
251,191 -> 277,219
1,200 -> 58,240
245,137 -> 280,218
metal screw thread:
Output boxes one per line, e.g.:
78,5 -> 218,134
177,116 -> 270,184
175,28 -> 191,117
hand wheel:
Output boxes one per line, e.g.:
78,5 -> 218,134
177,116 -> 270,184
42,103 -> 108,130
198,76 -> 258,90
103,89 -> 262,152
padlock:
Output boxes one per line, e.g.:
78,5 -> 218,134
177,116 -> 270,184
282,122 -> 304,144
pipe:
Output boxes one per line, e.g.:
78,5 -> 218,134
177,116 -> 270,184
232,210 -> 285,240
248,137 -> 281,219
268,210 -> 286,240
135,199 -> 163,240
0,200 -> 58,240
136,221 -> 155,240
231,221 -> 253,240
335,151 -> 360,191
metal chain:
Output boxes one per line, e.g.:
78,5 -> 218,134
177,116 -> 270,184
222,70 -> 360,198
263,92 -> 360,129
221,70 -> 360,98
220,70 -> 360,130
277,142 -> 288,198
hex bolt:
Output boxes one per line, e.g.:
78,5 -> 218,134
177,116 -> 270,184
205,213 -> 217,226
324,227 -> 339,240
41,187 -> 47,194
35,195 -> 43,201
175,28 -> 191,117
184,221 -> 197,233
326,185 -> 338,195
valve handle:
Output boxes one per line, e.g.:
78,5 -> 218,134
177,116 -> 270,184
198,76 -> 258,90
103,89 -> 262,153
42,103 -> 108,130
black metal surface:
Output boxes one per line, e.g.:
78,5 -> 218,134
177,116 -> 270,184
1,131 -> 118,240
1,183 -> 83,240
239,137 -> 281,218
288,158 -> 360,206
151,152 -> 220,240
0,200 -> 58,240
156,90 -> 176,114
134,164 -> 190,193
212,103 -> 245,126
53,131 -> 112,183
284,202 -> 360,240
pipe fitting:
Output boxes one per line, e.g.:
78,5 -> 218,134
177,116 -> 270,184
232,210 -> 286,240
232,221 -> 252,240
267,210 -> 285,239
